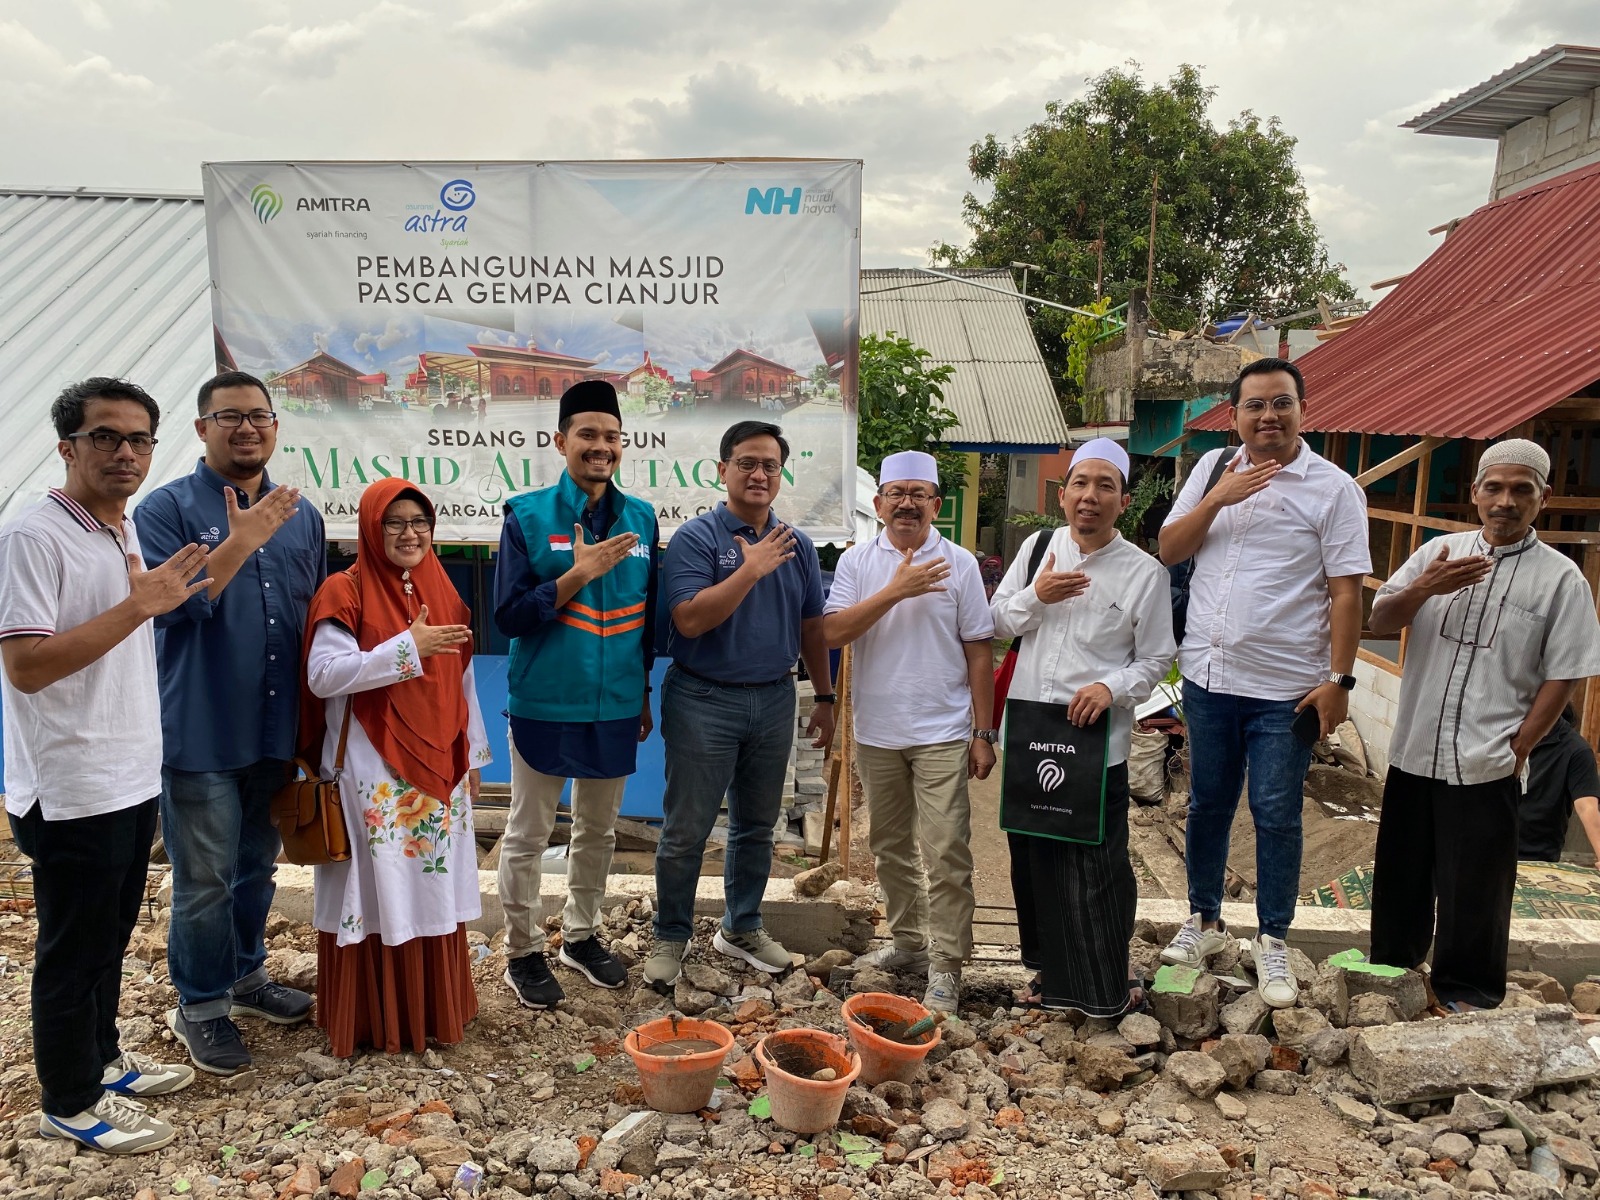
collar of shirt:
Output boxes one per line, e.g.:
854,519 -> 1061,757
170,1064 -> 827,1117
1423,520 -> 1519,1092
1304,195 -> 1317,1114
47,487 -> 129,541
1227,438 -> 1312,480
872,527 -> 941,556
713,501 -> 780,538
193,457 -> 276,504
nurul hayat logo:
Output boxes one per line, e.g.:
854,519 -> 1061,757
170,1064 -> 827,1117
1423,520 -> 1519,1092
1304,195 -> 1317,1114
250,184 -> 284,224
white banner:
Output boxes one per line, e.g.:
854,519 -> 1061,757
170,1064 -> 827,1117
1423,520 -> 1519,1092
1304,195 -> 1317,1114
201,160 -> 861,542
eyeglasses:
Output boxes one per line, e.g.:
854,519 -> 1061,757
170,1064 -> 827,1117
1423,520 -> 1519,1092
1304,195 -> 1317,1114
1237,395 -> 1299,416
729,457 -> 783,476
67,431 -> 157,456
203,410 -> 279,428
1438,548 -> 1521,649
879,489 -> 940,505
381,516 -> 433,535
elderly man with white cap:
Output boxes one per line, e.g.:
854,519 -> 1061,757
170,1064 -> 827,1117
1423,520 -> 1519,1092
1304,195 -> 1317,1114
991,437 -> 1175,1014
1368,438 -> 1600,1010
822,451 -> 994,1012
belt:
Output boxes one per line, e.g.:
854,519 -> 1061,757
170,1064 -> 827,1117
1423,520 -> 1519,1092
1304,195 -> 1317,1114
674,663 -> 792,689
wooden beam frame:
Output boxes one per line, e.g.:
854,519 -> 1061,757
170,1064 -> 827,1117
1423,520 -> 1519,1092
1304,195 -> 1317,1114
1355,436 -> 1450,488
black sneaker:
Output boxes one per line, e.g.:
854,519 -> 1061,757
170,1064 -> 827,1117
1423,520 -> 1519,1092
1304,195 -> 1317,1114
504,954 -> 565,1009
557,936 -> 628,989
231,981 -> 312,1025
166,1009 -> 253,1076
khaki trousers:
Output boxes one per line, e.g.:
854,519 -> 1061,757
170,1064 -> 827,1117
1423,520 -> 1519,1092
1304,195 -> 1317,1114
500,739 -> 627,960
856,738 -> 974,972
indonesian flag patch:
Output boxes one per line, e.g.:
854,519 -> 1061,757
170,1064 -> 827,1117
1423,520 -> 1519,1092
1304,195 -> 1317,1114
548,534 -> 573,552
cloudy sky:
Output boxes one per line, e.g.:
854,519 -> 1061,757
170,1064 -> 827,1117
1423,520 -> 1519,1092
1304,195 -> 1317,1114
5,0 -> 1597,299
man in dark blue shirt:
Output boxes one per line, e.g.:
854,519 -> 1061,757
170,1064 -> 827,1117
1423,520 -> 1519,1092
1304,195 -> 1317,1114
645,421 -> 835,989
135,371 -> 326,1075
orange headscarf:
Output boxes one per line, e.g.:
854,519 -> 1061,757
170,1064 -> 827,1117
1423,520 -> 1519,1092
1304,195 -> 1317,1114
299,478 -> 474,802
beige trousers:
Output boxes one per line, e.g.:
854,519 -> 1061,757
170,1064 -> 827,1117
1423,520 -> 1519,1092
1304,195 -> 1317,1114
856,738 -> 975,972
500,739 -> 627,960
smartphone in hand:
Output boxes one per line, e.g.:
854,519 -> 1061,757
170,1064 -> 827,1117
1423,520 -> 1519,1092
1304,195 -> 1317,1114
1292,703 -> 1322,747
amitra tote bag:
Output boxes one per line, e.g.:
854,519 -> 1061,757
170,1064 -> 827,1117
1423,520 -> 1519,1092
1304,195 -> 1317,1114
1000,698 -> 1110,845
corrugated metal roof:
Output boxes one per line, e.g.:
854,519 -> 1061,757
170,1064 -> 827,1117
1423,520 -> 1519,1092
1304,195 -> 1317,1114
0,188 -> 213,525
1188,159 -> 1600,438
1404,44 -> 1600,139
859,267 -> 1068,448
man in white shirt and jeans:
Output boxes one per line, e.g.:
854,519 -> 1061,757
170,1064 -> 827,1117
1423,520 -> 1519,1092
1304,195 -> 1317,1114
1157,359 -> 1370,1008
823,451 -> 995,1013
0,378 -> 210,1153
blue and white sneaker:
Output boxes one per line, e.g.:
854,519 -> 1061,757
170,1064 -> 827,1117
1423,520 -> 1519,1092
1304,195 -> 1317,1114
102,1050 -> 195,1097
39,1092 -> 176,1154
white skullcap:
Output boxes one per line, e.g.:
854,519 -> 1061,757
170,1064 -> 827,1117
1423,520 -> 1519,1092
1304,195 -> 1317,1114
1069,437 -> 1130,482
879,450 -> 940,488
1476,438 -> 1550,489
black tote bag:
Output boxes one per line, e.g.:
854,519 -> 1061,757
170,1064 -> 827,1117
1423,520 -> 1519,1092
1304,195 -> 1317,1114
999,698 -> 1110,845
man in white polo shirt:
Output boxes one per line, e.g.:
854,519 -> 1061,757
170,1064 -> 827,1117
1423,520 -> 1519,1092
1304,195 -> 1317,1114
823,450 -> 994,1013
1157,358 -> 1370,1008
0,378 -> 209,1154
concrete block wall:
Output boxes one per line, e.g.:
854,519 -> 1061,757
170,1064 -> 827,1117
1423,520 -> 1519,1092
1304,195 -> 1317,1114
1347,657 -> 1400,777
1493,86 -> 1600,198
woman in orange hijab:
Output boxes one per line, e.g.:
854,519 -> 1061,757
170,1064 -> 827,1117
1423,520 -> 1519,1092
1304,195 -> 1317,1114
300,478 -> 491,1056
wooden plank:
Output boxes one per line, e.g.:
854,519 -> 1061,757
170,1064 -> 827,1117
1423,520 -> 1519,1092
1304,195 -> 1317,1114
1355,436 -> 1449,488
1409,445 -> 1432,555
1356,646 -> 1402,674
1358,433 -> 1372,475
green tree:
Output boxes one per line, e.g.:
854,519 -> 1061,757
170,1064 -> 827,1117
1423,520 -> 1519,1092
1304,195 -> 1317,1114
936,64 -> 1354,387
857,333 -> 967,494
809,363 -> 833,395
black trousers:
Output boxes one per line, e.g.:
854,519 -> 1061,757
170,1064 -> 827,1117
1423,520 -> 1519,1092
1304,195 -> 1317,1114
1009,763 -> 1136,1017
10,797 -> 157,1115
1368,767 -> 1518,1009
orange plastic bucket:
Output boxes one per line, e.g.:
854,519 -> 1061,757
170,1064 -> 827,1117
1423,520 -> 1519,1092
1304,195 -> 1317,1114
841,992 -> 942,1086
623,1017 -> 735,1114
754,1028 -> 861,1134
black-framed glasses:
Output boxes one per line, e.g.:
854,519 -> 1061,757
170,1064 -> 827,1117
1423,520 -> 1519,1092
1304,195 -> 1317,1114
381,516 -> 433,535
729,457 -> 783,476
878,489 -> 940,505
1237,395 -> 1298,415
1438,545 -> 1523,649
203,410 -> 279,428
67,431 -> 157,456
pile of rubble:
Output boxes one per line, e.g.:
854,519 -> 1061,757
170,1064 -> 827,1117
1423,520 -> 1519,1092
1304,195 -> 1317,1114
4,904 -> 1600,1200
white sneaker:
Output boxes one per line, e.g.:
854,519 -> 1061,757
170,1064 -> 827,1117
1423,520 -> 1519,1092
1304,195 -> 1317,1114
102,1050 -> 195,1097
1160,913 -> 1231,967
1246,935 -> 1298,1009
856,944 -> 931,972
924,971 -> 960,1014
39,1092 -> 175,1154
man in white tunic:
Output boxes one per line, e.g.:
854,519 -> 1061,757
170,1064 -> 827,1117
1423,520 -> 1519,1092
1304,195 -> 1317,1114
1368,439 -> 1600,1009
823,451 -> 995,1013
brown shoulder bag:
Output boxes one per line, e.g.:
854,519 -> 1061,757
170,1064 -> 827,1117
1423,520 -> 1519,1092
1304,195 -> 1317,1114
271,705 -> 354,866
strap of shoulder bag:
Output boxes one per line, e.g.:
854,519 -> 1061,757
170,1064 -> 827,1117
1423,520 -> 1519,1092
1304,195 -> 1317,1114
333,703 -> 353,775
1013,530 -> 1056,655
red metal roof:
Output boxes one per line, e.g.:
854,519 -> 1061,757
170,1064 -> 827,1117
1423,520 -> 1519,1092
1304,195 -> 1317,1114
1188,160 -> 1600,438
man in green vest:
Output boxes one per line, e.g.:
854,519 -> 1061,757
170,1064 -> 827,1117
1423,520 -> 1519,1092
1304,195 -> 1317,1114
494,380 -> 659,1008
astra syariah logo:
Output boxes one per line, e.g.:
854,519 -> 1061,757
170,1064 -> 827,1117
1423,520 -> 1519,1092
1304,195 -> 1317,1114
250,184 -> 284,224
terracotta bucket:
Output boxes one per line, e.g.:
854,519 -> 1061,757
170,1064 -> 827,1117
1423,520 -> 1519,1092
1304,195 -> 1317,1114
841,991 -> 942,1086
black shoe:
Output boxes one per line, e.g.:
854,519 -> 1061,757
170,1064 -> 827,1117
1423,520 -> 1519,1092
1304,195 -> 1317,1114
166,1009 -> 253,1076
231,981 -> 312,1025
504,954 -> 565,1009
558,936 -> 628,989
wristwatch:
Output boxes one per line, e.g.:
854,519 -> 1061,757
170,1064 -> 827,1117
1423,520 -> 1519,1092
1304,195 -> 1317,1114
973,728 -> 999,743
813,694 -> 836,704
1326,672 -> 1356,690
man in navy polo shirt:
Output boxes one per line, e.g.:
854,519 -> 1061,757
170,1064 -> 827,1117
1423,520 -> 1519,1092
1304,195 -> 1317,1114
135,371 -> 327,1075
645,420 -> 836,989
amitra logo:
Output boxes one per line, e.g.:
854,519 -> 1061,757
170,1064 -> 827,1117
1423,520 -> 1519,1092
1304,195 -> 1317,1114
250,184 -> 283,224
404,178 -> 474,233
297,197 -> 370,212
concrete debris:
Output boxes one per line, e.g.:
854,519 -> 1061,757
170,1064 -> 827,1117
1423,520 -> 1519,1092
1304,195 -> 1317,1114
1141,1142 -> 1232,1191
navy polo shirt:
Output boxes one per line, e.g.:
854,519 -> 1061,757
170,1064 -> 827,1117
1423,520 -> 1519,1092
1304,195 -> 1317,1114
663,503 -> 823,683
135,459 -> 327,772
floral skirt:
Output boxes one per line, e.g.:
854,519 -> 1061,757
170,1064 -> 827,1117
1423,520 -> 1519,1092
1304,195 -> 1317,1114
316,923 -> 477,1057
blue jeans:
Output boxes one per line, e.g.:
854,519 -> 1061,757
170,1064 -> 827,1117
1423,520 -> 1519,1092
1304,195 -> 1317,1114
654,667 -> 795,942
1182,680 -> 1313,941
161,761 -> 287,1019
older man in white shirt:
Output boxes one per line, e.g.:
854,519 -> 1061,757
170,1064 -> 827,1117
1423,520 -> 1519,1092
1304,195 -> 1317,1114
1157,358 -> 1370,1009
991,438 -> 1175,1015
823,451 -> 994,1013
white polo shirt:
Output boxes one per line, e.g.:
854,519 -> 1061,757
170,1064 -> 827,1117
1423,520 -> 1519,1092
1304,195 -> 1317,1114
0,490 -> 162,820
1163,442 -> 1371,700
826,529 -> 994,750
